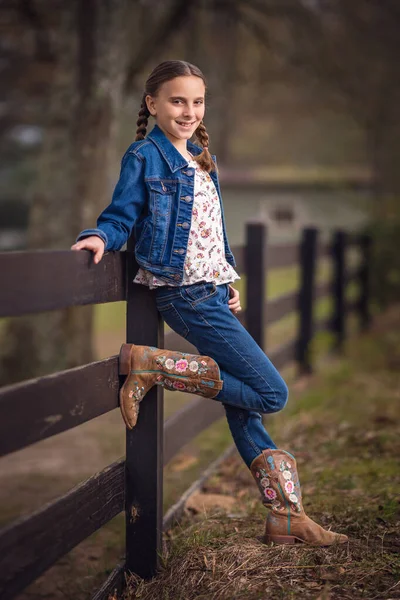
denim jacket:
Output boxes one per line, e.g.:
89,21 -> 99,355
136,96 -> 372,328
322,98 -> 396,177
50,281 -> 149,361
76,124 -> 236,285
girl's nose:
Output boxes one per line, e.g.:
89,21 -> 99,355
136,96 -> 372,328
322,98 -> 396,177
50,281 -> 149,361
183,105 -> 195,117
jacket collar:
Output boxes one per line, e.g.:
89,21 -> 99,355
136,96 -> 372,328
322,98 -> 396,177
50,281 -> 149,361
147,124 -> 203,173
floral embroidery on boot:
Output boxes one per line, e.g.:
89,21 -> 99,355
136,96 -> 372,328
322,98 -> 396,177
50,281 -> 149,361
119,343 -> 223,430
155,354 -> 210,376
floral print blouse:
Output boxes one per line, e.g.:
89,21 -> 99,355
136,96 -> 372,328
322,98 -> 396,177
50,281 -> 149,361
133,157 -> 240,289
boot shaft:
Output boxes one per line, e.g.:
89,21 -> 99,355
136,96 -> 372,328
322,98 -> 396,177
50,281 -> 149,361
119,344 -> 223,429
250,449 -> 303,515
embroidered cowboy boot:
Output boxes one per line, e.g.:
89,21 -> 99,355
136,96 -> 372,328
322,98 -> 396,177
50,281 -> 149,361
250,449 -> 348,546
119,343 -> 223,429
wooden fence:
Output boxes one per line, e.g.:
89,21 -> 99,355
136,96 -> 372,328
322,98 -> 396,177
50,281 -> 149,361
0,224 -> 371,599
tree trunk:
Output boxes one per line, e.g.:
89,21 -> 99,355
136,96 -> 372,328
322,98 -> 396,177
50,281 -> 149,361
0,0 -> 128,385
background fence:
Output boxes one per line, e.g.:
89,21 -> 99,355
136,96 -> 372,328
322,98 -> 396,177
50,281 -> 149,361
0,223 -> 371,599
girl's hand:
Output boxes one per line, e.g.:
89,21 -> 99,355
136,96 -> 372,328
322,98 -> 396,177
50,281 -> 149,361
71,236 -> 105,264
228,284 -> 242,314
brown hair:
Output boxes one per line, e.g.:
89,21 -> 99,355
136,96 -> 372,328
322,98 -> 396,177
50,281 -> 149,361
135,60 -> 216,173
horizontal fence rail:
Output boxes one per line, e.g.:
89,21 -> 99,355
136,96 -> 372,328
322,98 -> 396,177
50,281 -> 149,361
0,394 -> 231,598
0,251 -> 126,317
164,398 -> 224,465
0,224 -> 371,600
0,357 -> 120,457
231,241 -> 300,273
266,291 -> 299,324
91,564 -> 125,600
0,459 -> 125,599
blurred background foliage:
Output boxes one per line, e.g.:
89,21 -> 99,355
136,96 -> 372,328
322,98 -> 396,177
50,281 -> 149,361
0,0 -> 399,384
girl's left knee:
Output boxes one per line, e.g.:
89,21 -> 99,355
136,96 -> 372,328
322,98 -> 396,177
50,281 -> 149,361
271,379 -> 289,413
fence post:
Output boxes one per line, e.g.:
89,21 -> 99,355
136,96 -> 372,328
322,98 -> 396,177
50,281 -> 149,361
245,222 -> 268,349
296,227 -> 318,374
124,238 -> 164,579
332,230 -> 347,351
358,233 -> 372,331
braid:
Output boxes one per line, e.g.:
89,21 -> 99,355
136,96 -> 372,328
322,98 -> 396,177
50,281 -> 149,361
135,96 -> 150,141
194,121 -> 217,173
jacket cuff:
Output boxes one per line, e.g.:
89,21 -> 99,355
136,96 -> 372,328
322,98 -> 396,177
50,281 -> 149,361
75,228 -> 108,248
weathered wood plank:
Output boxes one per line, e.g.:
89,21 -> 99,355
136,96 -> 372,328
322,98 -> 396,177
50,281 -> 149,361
332,231 -> 346,350
0,250 -> 126,317
314,316 -> 332,334
268,339 -> 297,370
0,459 -> 125,600
297,228 -> 318,373
347,298 -> 359,312
91,564 -> 125,600
265,291 -> 299,324
164,329 -> 198,354
345,266 -> 361,284
315,281 -> 331,300
317,240 -> 331,259
267,243 -> 298,269
124,244 -> 164,581
236,308 -> 247,326
347,233 -> 364,246
230,245 -> 244,273
0,357 -> 120,458
164,397 -> 225,465
246,222 -> 268,347
358,234 -> 372,330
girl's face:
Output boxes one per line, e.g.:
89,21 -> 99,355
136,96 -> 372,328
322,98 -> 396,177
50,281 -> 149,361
146,75 -> 206,146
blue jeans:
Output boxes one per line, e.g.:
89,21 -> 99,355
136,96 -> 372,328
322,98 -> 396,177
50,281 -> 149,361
154,281 -> 289,468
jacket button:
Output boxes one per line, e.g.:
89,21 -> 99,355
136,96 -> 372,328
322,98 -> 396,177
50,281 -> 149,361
174,274 -> 180,280
183,169 -> 194,176
181,195 -> 192,203
182,222 -> 190,230
177,248 -> 185,254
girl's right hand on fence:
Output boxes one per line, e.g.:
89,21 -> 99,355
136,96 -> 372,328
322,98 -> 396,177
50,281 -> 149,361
71,236 -> 105,264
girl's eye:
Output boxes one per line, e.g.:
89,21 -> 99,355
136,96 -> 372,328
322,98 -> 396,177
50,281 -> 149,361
172,99 -> 204,105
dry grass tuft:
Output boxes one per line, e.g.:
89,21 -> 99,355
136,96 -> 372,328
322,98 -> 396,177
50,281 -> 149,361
123,308 -> 400,600
123,510 -> 398,599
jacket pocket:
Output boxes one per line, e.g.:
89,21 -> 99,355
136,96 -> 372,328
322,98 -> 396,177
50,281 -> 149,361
147,180 -> 176,263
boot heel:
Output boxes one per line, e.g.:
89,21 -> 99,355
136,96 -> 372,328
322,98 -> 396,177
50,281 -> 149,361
264,534 -> 296,545
119,344 -> 132,375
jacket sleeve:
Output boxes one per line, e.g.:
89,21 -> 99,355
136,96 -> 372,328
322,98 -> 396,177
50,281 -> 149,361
75,152 -> 146,251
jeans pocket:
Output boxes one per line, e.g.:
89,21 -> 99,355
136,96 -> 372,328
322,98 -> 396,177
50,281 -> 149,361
157,302 -> 190,339
155,287 -> 182,306
184,281 -> 217,306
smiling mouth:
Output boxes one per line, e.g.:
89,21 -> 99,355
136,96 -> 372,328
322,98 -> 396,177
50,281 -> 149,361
176,121 -> 196,128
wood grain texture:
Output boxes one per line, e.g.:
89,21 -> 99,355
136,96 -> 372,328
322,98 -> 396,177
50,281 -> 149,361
0,357 -> 120,458
0,459 -> 125,599
0,250 -> 126,317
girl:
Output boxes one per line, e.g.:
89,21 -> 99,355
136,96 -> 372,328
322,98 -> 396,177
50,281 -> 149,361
71,61 -> 347,547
